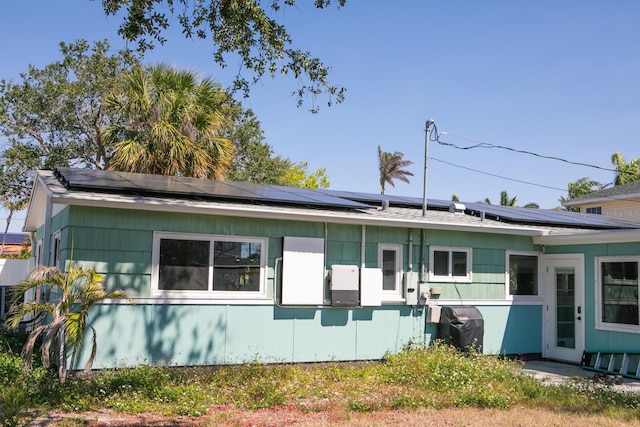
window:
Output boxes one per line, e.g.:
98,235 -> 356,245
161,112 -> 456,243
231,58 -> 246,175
506,252 -> 539,297
52,231 -> 61,268
429,246 -> 472,282
378,244 -> 403,299
597,257 -> 639,331
153,232 -> 267,298
586,206 -> 602,215
35,239 -> 43,266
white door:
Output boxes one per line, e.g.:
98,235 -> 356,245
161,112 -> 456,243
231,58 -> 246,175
544,254 -> 585,362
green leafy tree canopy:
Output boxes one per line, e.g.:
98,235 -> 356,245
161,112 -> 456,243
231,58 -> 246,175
105,64 -> 234,178
99,0 -> 346,112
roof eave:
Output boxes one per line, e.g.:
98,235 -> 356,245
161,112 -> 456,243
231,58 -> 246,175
562,192 -> 640,207
47,192 -> 548,237
533,229 -> 640,246
23,172 -> 51,232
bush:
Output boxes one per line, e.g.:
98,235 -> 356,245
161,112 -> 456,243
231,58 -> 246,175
0,351 -> 57,427
0,328 -> 25,355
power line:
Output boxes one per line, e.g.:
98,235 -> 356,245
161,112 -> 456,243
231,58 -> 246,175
429,157 -> 567,192
428,124 -> 617,172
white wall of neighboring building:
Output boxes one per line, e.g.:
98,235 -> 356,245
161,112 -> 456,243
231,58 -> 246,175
0,259 -> 30,286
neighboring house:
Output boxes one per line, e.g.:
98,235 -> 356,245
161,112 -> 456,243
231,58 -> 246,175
22,168 -> 640,369
0,258 -> 31,318
0,233 -> 31,318
1,232 -> 30,256
562,180 -> 640,223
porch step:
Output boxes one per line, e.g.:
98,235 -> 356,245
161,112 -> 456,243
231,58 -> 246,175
581,351 -> 640,380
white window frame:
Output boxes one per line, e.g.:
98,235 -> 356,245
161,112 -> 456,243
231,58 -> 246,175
35,239 -> 43,266
595,256 -> 640,333
378,243 -> 403,301
429,246 -> 472,283
505,250 -> 542,301
52,231 -> 61,268
586,206 -> 602,215
151,231 -> 268,300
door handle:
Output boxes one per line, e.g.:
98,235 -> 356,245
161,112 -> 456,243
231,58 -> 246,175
576,316 -> 582,320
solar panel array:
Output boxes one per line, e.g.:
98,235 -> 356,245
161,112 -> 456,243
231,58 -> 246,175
53,168 -> 640,229
54,168 -> 371,210
318,188 -> 638,229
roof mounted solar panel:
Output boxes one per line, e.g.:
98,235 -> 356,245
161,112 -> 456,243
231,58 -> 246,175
463,202 -> 639,229
55,167 -> 134,190
53,168 -> 371,210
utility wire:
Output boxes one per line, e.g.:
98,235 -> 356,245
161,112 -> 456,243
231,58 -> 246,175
428,123 -> 616,172
429,157 -> 567,192
424,122 -> 640,206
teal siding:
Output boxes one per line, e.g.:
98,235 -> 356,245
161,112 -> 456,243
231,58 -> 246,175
477,305 -> 542,354
546,243 -> 640,353
81,304 -> 425,368
53,207 -> 542,302
39,205 -> 550,369
425,231 -> 538,300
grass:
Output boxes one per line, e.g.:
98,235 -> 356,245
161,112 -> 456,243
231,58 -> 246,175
2,334 -> 640,427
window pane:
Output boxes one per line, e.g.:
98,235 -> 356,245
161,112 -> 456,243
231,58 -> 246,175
0,286 -> 19,317
382,249 -> 397,291
509,255 -> 538,296
452,251 -> 468,277
602,261 -> 639,325
213,241 -> 261,291
434,251 -> 448,276
159,239 -> 209,291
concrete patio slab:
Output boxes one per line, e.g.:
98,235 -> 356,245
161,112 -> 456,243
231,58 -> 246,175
522,360 -> 640,394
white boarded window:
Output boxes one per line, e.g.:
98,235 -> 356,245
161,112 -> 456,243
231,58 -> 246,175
281,237 -> 325,305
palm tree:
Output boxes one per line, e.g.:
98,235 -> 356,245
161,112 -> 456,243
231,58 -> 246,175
378,145 -> 414,195
105,64 -> 234,179
483,191 -> 517,206
483,191 -> 538,208
611,152 -> 640,185
5,265 -> 132,382
559,177 -> 603,203
500,191 -> 517,207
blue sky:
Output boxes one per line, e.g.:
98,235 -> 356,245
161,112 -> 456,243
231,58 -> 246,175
2,1 -> 640,230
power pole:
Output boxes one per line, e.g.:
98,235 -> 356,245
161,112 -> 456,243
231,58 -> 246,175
422,119 -> 434,218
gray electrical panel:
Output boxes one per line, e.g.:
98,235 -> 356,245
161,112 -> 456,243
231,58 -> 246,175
330,264 -> 359,307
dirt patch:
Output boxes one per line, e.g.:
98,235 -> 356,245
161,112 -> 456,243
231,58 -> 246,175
26,406 -> 640,426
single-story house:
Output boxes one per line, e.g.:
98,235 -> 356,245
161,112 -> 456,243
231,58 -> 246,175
22,167 -> 640,369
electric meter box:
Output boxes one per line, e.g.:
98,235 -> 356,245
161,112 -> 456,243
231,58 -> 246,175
330,264 -> 359,307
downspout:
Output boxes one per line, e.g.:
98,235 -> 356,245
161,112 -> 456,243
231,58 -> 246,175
419,229 -> 425,283
408,229 -> 413,272
361,225 -> 366,270
324,222 -> 329,304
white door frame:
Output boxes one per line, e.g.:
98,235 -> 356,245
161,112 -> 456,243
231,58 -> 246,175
542,253 -> 585,362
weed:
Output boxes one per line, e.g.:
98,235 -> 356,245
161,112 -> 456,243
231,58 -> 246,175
2,344 -> 640,423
